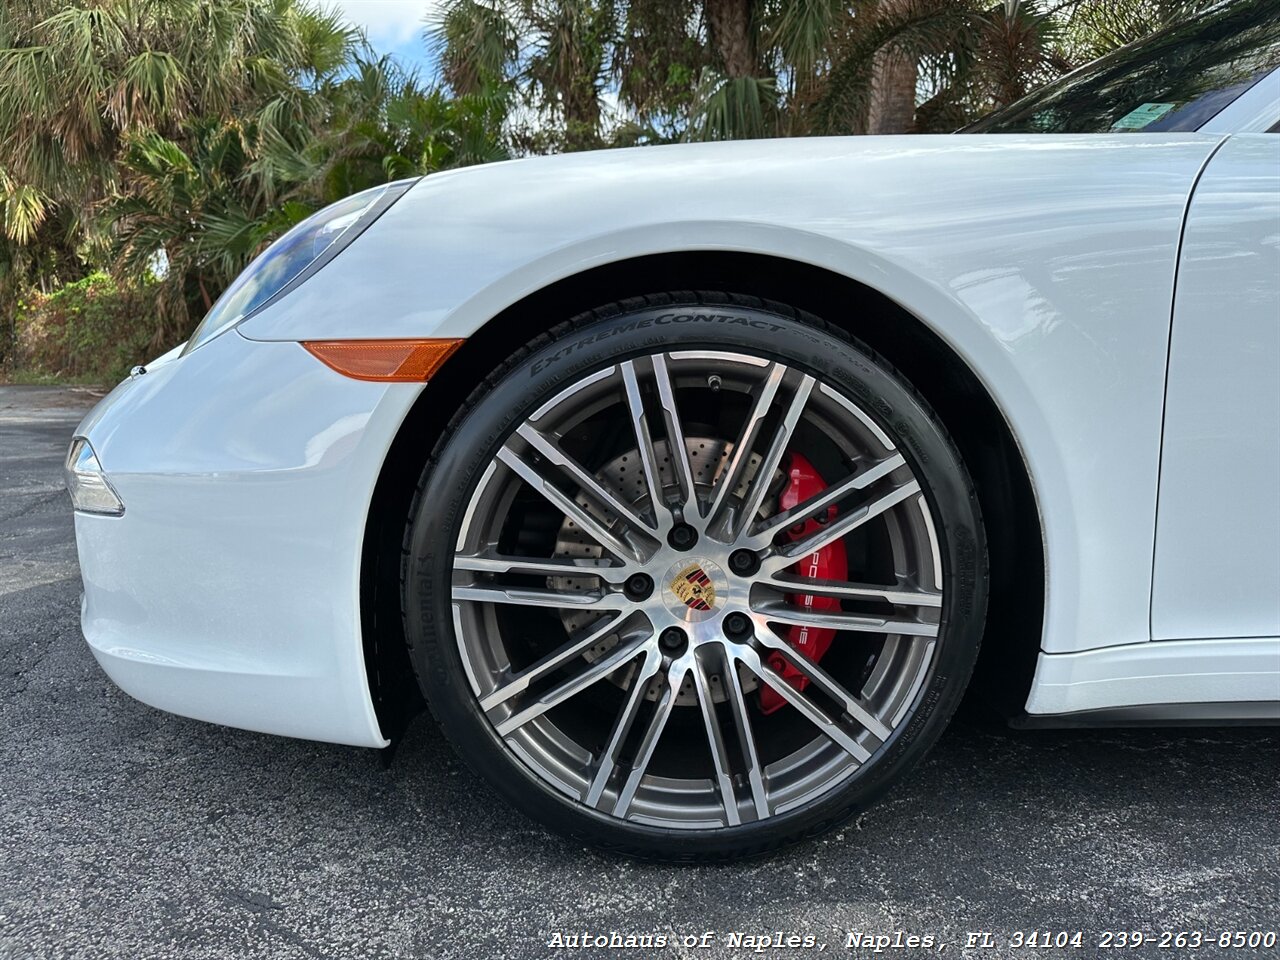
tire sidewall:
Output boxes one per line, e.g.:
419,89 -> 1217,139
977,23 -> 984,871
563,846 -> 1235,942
404,300 -> 986,859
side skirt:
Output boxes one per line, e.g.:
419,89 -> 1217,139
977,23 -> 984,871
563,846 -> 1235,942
1013,700 -> 1280,729
1024,636 -> 1280,720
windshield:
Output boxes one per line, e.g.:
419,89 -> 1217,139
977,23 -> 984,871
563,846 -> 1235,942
966,0 -> 1280,134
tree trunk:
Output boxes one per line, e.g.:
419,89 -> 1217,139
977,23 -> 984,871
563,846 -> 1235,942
563,80 -> 603,150
866,0 -> 918,133
867,52 -> 916,132
704,0 -> 756,77
197,272 -> 212,313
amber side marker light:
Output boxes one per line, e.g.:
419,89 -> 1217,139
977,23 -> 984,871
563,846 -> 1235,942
302,338 -> 464,382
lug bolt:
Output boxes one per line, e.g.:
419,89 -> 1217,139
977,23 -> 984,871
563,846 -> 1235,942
667,523 -> 698,551
659,627 -> 687,653
723,612 -> 752,639
623,573 -> 653,601
728,549 -> 759,576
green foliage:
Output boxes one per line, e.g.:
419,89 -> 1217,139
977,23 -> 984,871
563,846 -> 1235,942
0,0 -> 1212,383
11,271 -> 156,382
434,0 -> 521,96
0,0 -> 509,380
688,70 -> 779,140
1057,0 -> 1218,63
433,0 -> 1212,143
431,0 -> 617,152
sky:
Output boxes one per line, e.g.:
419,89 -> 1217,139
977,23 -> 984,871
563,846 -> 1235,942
322,0 -> 627,131
325,1 -> 441,76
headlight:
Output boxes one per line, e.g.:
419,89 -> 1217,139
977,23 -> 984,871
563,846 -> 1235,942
181,179 -> 417,355
65,438 -> 125,516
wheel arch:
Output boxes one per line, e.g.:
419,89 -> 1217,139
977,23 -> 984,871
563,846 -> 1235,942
360,251 -> 1045,743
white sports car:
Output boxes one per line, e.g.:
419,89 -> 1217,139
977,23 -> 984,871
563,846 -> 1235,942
68,1 -> 1279,859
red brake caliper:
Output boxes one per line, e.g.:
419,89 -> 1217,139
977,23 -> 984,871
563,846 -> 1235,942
759,452 -> 846,715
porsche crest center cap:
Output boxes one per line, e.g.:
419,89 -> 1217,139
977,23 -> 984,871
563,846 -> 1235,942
673,563 -> 716,610
662,558 -> 726,623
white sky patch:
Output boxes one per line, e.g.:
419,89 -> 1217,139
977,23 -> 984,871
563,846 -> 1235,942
599,88 -> 629,137
323,0 -> 441,68
320,1 -> 630,140
326,0 -> 439,44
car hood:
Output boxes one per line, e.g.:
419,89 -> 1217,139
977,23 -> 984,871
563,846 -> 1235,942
237,132 -> 1224,345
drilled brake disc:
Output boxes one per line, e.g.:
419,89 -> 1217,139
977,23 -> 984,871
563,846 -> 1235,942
550,437 -> 774,705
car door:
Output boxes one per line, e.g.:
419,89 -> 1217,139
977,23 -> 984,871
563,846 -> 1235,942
1151,132 -> 1280,640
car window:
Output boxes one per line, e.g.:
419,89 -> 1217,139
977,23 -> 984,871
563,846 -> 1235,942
965,0 -> 1280,134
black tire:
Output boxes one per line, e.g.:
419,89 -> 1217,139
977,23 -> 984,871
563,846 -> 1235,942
402,293 -> 987,861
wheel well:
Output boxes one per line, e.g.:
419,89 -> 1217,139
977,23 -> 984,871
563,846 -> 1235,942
360,252 -> 1044,743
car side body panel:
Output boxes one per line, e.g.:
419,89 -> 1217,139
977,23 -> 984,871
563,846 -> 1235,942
75,131 -> 1278,746
1151,133 -> 1280,640
241,133 -> 1222,665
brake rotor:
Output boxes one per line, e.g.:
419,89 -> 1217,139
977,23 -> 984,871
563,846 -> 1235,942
550,436 -> 775,705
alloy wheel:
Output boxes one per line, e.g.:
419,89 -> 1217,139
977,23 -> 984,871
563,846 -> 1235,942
450,349 -> 943,829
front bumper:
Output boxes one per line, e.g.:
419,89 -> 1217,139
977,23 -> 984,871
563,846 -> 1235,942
72,329 -> 424,747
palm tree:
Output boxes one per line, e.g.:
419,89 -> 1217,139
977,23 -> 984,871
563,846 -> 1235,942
430,0 -> 617,152
1,0 -> 1215,374
1,0 -> 510,352
0,0 -> 348,229
433,0 -> 1214,145
253,54 -> 509,197
105,57 -> 509,342
866,0 -> 920,133
109,124 -> 260,340
1055,0 -> 1215,61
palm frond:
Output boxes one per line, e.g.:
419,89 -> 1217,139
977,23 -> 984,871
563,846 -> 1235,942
687,67 -> 777,140
1,179 -> 50,244
816,0 -> 978,134
292,4 -> 359,77
767,0 -> 845,79
428,0 -> 519,96
613,0 -> 704,117
113,50 -> 188,126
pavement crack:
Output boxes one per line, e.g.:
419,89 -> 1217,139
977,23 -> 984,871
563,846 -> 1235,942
0,488 -> 68,524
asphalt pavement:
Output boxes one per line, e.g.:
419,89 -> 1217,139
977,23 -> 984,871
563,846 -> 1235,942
0,384 -> 1276,960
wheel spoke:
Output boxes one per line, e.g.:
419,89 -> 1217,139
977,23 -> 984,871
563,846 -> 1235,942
613,662 -> 687,819
453,583 -> 629,610
496,445 -> 643,562
493,630 -> 651,737
737,645 -> 872,762
721,655 -> 769,821
479,614 -> 629,712
585,646 -> 663,807
620,360 -> 669,527
752,599 -> 939,638
731,374 -> 815,542
516,423 -> 658,537
454,551 -> 626,580
749,454 -> 906,545
706,363 -> 785,537
764,478 -> 921,570
763,573 -> 942,608
651,354 -> 698,517
752,626 -> 893,740
692,654 -> 740,826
